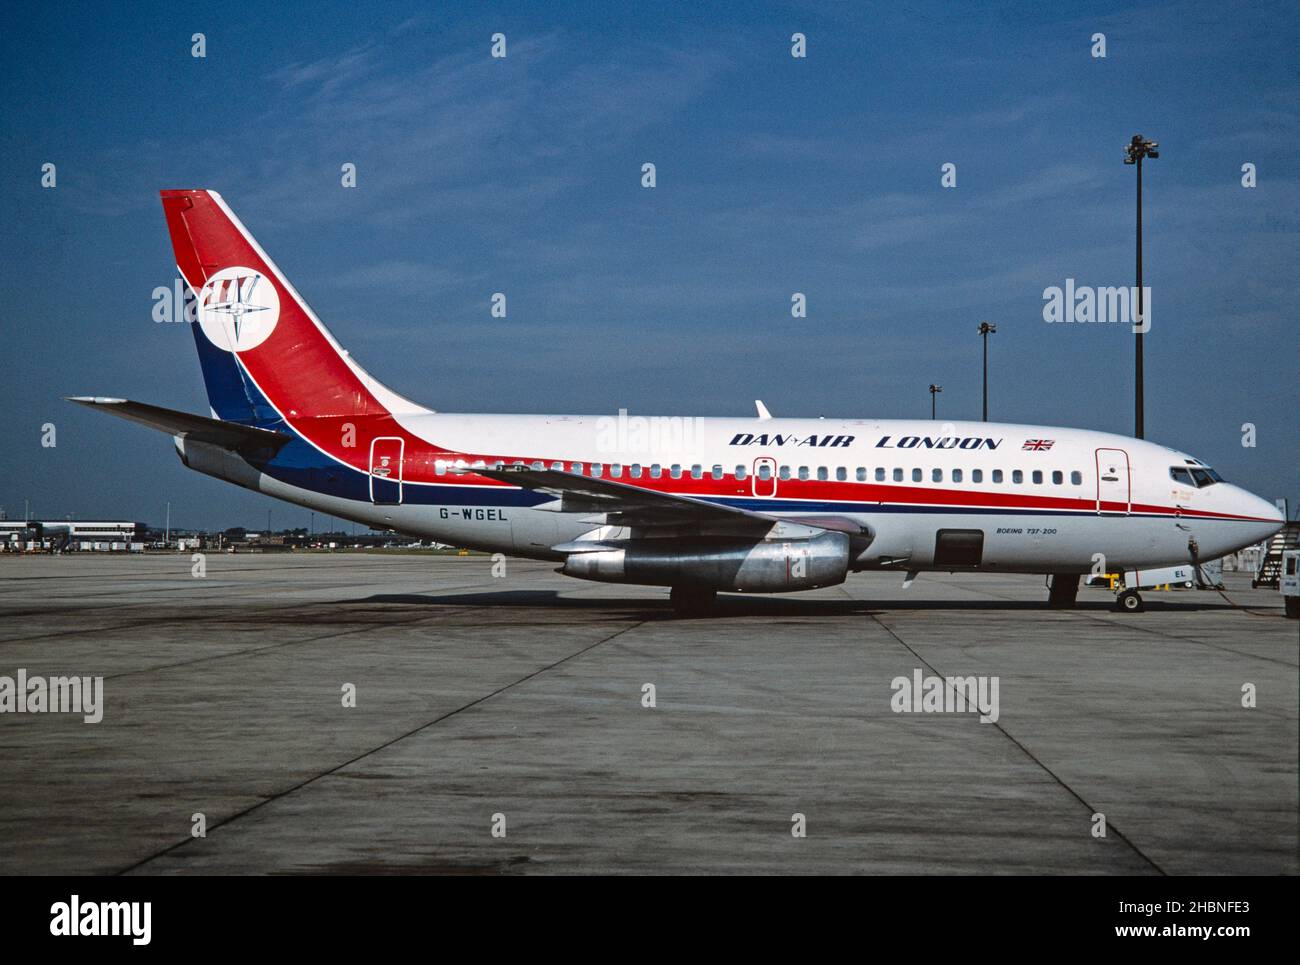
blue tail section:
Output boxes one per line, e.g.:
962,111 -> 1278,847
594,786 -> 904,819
184,276 -> 280,427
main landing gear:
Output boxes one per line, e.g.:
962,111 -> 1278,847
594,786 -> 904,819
1047,574 -> 1080,609
669,585 -> 717,616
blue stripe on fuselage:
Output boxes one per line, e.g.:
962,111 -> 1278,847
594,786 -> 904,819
231,375 -> 1212,521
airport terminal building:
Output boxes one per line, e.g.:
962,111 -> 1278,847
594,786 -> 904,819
0,520 -> 147,551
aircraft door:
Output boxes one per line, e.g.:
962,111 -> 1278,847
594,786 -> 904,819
1095,448 -> 1130,515
369,437 -> 404,505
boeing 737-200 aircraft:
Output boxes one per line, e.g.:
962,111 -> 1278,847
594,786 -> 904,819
69,190 -> 1283,614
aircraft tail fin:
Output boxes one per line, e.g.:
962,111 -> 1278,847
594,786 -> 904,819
159,190 -> 428,429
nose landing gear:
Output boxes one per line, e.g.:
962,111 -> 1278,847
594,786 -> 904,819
1116,588 -> 1145,612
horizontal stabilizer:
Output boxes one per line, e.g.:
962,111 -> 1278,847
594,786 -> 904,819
64,397 -> 291,454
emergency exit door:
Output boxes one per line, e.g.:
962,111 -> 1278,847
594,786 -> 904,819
1095,448 -> 1130,515
369,437 -> 404,505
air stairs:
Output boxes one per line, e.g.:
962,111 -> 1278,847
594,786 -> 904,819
1253,521 -> 1300,589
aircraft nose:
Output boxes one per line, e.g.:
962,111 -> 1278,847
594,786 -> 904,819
1234,486 -> 1284,544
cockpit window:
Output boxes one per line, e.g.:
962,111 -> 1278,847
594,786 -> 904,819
1172,465 -> 1223,487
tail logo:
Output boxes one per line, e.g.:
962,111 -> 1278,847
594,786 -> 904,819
196,266 -> 280,352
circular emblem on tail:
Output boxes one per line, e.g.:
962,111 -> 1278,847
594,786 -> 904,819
196,266 -> 280,352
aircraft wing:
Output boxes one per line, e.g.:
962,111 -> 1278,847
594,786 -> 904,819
473,465 -> 774,530
65,397 -> 292,455
472,465 -> 868,542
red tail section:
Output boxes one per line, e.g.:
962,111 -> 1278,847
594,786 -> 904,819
160,190 -> 424,424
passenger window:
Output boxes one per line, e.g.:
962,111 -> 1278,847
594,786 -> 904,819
611,464 -> 623,478
736,465 -> 747,481
992,469 -> 1002,483
1032,470 -> 1043,484
932,468 -> 943,482
953,468 -> 963,483
650,464 -> 662,479
435,460 -> 447,476
798,466 -> 809,480
670,464 -> 682,479
711,465 -> 723,480
592,464 -> 603,477
817,467 -> 829,481
893,468 -> 903,482
691,465 -> 703,479
531,460 -> 545,471
971,469 -> 982,483
1070,471 -> 1082,485
758,464 -> 771,481
856,467 -> 867,482
837,467 -> 848,482
630,464 -> 643,478
551,461 -> 564,471
1052,471 -> 1063,485
877,468 -> 887,482
779,465 -> 791,480
1012,470 -> 1023,484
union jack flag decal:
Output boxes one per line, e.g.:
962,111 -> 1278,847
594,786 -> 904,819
1022,439 -> 1054,451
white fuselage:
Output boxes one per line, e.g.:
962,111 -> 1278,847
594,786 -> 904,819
183,413 -> 1283,576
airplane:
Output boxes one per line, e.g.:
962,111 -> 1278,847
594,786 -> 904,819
68,189 -> 1284,615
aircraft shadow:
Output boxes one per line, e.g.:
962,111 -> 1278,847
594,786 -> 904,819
356,590 -> 1225,618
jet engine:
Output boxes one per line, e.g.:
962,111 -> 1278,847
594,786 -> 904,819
561,531 -> 850,593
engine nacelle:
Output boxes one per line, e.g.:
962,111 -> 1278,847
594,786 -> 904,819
561,532 -> 850,593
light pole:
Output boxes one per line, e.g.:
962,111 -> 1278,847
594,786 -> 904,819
1124,134 -> 1158,439
929,384 -> 942,420
978,322 -> 996,421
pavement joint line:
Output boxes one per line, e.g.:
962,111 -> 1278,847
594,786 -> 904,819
0,580 -> 495,649
113,616 -> 648,876
856,595 -> 1168,877
95,581 -> 592,680
101,617 -> 454,682
925,578 -> 1298,670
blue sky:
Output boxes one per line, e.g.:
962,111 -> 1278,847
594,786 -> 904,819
1,0 -> 1296,529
